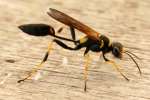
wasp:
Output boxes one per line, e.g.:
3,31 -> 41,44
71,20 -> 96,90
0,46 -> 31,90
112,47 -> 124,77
18,8 -> 141,91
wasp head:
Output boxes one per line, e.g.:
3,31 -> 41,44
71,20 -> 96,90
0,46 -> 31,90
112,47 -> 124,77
111,42 -> 123,59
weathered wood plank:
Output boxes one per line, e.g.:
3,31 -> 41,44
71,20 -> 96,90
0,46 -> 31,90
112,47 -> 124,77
0,0 -> 150,100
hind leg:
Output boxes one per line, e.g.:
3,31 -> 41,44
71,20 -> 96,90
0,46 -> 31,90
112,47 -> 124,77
17,38 -> 81,83
18,42 -> 53,83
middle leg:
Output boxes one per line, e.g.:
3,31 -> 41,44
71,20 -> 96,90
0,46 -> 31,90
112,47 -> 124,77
83,47 -> 91,92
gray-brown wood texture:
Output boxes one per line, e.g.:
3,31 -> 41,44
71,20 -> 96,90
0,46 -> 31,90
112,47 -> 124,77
0,0 -> 150,100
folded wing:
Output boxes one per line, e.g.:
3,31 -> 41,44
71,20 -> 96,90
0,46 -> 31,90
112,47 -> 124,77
47,8 -> 100,41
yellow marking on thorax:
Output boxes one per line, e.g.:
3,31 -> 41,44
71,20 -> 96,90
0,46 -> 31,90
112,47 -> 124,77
79,36 -> 88,43
108,39 -> 112,47
99,40 -> 104,48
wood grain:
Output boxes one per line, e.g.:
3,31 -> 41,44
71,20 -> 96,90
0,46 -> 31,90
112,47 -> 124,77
0,0 -> 150,100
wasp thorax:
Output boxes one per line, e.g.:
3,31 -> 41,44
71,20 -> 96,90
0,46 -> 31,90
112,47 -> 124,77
111,42 -> 123,58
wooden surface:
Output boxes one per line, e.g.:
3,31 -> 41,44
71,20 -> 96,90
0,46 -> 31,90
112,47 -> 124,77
0,0 -> 150,100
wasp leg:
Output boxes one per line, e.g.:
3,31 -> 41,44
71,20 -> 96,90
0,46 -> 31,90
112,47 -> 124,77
83,51 -> 91,92
57,27 -> 63,33
102,53 -> 129,81
70,27 -> 76,43
69,27 -> 78,45
84,47 -> 90,56
53,39 -> 81,50
54,39 -> 90,91
18,42 -> 53,83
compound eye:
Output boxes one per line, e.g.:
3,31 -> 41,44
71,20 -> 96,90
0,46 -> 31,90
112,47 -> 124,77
112,47 -> 120,58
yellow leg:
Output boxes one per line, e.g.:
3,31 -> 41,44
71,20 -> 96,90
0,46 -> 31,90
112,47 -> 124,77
84,54 -> 91,92
106,60 -> 129,81
18,42 -> 53,83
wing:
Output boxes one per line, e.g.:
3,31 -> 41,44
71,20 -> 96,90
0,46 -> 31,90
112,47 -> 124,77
47,8 -> 100,41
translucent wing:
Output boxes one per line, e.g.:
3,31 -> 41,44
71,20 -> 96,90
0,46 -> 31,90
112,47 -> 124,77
47,8 -> 100,41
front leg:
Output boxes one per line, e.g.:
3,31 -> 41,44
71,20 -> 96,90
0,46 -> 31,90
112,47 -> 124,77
102,52 -> 109,61
102,52 -> 129,81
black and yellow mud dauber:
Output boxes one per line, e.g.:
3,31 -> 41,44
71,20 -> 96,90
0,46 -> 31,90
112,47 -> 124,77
18,8 -> 141,91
